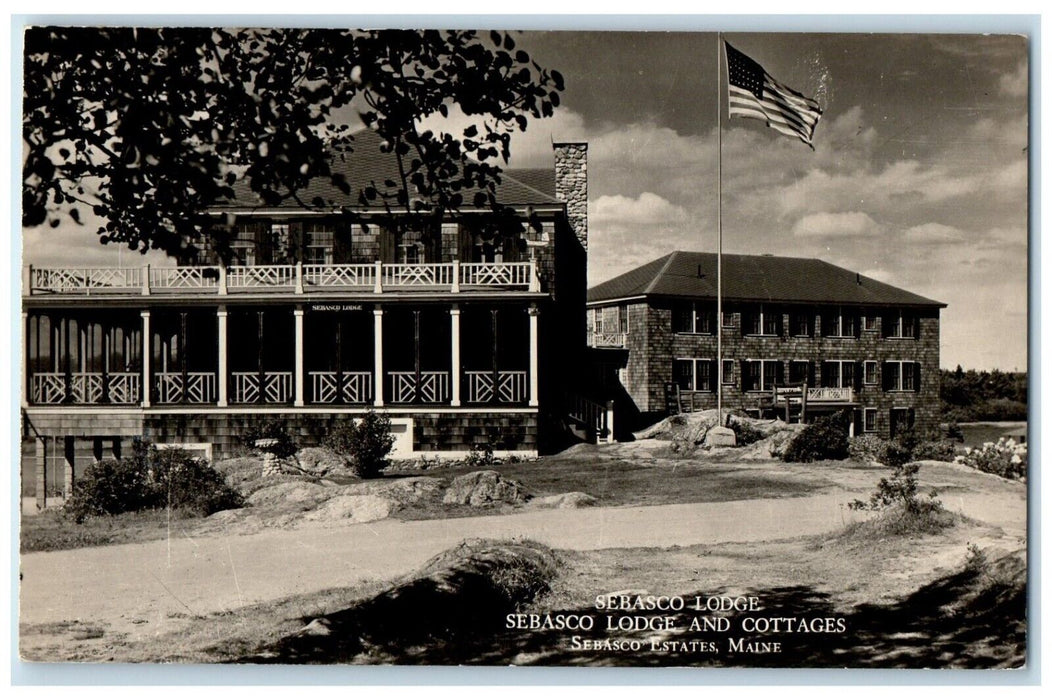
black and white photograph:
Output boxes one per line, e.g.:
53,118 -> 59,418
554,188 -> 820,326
15,23 -> 1030,670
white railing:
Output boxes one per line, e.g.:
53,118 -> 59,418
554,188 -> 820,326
567,393 -> 614,443
590,332 -> 627,348
151,267 -> 220,290
382,263 -> 455,288
30,267 -> 142,294
30,373 -> 69,404
232,371 -> 293,403
26,262 -> 538,295
773,386 -> 854,403
388,371 -> 450,404
303,264 -> 375,289
309,371 -> 373,404
460,262 -> 532,288
155,372 -> 217,404
29,372 -> 141,404
464,370 -> 528,404
228,265 -> 297,289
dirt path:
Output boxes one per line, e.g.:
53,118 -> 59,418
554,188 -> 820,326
20,483 -> 1025,642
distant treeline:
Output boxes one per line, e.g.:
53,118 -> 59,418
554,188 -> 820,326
941,367 -> 1028,422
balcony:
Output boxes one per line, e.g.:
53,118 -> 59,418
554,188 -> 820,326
589,332 -> 627,348
771,386 -> 855,404
25,261 -> 541,297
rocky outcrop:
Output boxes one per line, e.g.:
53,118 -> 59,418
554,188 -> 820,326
442,470 -> 531,506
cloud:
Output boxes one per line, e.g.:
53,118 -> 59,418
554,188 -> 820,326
791,211 -> 882,239
592,192 -> 689,230
999,61 -> 1028,98
901,222 -> 964,244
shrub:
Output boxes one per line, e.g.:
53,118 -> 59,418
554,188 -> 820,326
782,411 -> 850,463
466,442 -> 496,467
912,440 -> 958,463
945,422 -> 964,442
849,434 -> 887,463
848,462 -> 944,518
881,440 -> 913,468
325,410 -> 395,479
956,437 -> 1027,480
727,417 -> 764,446
63,443 -> 243,522
242,420 -> 298,459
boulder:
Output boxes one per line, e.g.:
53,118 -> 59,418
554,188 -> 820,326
704,426 -> 737,448
529,492 -> 598,509
246,481 -> 330,507
340,477 -> 445,506
302,494 -> 393,523
442,470 -> 531,506
296,447 -> 347,475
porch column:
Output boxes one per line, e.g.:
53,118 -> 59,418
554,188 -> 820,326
34,437 -> 46,510
450,305 -> 461,406
21,311 -> 28,408
294,306 -> 305,407
373,307 -> 384,407
528,304 -> 540,407
217,306 -> 229,407
140,310 -> 151,408
63,436 -> 75,500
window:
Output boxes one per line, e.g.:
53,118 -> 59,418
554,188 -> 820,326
673,358 -> 715,392
821,360 -> 856,389
885,310 -> 918,339
722,310 -> 734,327
789,311 -> 811,337
741,360 -> 781,392
883,361 -> 921,392
304,224 -> 334,265
823,307 -> 858,337
890,408 -> 916,438
863,313 -> 879,332
471,232 -> 501,263
788,361 -> 812,385
864,408 -> 877,433
672,302 -> 715,334
743,305 -> 779,336
864,360 -> 878,385
722,359 -> 735,385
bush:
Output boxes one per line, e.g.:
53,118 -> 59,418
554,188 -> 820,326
242,420 -> 299,459
727,417 -> 764,446
325,410 -> 395,479
912,440 -> 958,463
956,437 -> 1027,480
782,411 -> 850,463
64,442 -> 243,522
848,434 -> 887,463
848,462 -> 944,517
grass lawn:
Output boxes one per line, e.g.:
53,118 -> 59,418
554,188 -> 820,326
20,507 -> 202,553
954,421 -> 1027,448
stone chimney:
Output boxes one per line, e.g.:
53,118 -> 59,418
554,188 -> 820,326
553,142 -> 588,250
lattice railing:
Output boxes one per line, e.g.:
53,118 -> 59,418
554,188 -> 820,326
303,264 -> 375,288
460,262 -> 532,288
590,332 -> 627,348
388,371 -> 450,404
106,373 -> 141,404
808,387 -> 853,402
228,265 -> 296,288
30,373 -> 69,404
464,370 -> 528,404
308,371 -> 373,404
30,267 -> 142,294
155,372 -> 217,404
232,371 -> 293,403
151,267 -> 220,289
382,263 -> 455,288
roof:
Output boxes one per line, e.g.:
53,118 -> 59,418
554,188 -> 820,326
214,129 -> 562,212
588,251 -> 946,308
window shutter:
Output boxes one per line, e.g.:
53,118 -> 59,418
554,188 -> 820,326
289,222 -> 304,262
775,361 -> 785,386
807,361 -> 816,388
710,360 -> 719,392
882,313 -> 894,338
820,362 -> 832,388
914,362 -> 922,392
333,221 -> 352,263
854,362 -> 863,390
853,312 -> 862,338
380,226 -> 397,263
882,362 -> 893,391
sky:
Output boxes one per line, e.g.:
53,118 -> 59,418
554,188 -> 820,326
21,30 -> 1030,371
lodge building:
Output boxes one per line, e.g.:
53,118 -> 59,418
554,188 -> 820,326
21,131 -> 590,504
586,251 -> 946,438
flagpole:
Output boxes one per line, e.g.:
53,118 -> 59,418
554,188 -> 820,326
716,33 -> 724,424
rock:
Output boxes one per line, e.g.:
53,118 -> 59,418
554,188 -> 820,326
442,470 -> 531,506
296,447 -> 347,475
302,494 -> 393,523
529,492 -> 598,509
246,481 -> 330,507
340,477 -> 445,506
298,618 -> 332,637
704,426 -> 737,447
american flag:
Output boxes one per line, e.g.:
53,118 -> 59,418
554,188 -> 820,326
725,42 -> 823,148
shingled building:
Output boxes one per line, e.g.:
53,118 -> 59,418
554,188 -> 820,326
587,251 -> 946,438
